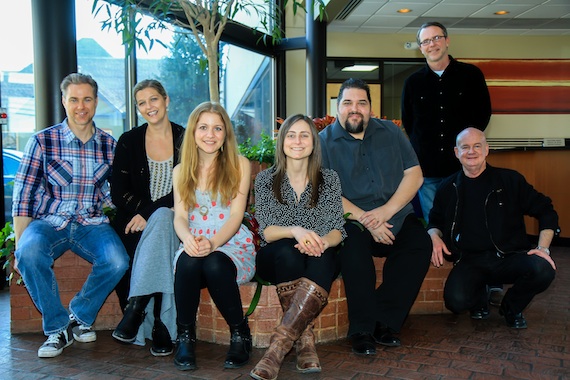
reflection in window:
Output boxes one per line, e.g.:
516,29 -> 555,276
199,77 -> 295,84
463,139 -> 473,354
222,43 -> 273,145
137,32 -> 210,128
76,0 -> 125,139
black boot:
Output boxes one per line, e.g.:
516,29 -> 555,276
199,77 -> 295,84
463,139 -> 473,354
150,294 -> 173,356
174,323 -> 197,370
151,319 -> 174,356
224,318 -> 252,369
112,295 -> 152,343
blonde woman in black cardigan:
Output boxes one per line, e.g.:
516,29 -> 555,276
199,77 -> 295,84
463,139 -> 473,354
110,79 -> 184,356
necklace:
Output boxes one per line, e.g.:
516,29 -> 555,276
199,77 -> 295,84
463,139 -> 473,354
199,205 -> 209,216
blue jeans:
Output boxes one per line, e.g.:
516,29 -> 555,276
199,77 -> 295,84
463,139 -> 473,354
15,220 -> 129,335
418,177 -> 445,224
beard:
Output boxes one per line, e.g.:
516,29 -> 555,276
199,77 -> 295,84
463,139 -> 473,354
344,113 -> 365,134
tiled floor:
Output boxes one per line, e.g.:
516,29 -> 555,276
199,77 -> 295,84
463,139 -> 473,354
1,247 -> 569,379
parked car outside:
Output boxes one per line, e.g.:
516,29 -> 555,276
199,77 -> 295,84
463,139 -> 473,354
3,149 -> 23,224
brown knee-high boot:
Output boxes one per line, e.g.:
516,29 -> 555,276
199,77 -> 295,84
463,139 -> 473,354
275,279 -> 321,373
295,320 -> 320,373
250,278 -> 328,380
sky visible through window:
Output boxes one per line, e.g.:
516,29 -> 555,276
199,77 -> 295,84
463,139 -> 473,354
0,0 -> 170,73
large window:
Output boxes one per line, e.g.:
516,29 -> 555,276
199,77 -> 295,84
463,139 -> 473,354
0,0 -> 277,223
1,0 -> 34,223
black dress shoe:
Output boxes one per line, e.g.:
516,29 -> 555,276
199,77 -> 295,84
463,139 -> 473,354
373,324 -> 401,347
350,333 -> 376,356
499,303 -> 527,329
470,307 -> 490,320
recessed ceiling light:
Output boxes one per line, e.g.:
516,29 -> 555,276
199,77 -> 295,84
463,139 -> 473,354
494,10 -> 510,15
341,65 -> 379,72
397,8 -> 412,14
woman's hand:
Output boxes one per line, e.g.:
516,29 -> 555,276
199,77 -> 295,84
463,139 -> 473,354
183,235 -> 213,257
125,214 -> 147,234
181,234 -> 200,256
292,226 -> 325,257
194,236 -> 214,257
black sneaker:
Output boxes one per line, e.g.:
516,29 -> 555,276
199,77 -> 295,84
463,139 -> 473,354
38,324 -> 74,358
70,314 -> 97,343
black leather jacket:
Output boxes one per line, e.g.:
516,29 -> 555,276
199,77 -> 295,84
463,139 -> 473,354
428,165 -> 559,262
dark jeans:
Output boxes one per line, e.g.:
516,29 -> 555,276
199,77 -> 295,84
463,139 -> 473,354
444,251 -> 555,314
255,238 -> 339,292
174,251 -> 244,326
339,214 -> 431,336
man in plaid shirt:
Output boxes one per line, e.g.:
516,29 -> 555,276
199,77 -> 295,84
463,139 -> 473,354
12,73 -> 129,358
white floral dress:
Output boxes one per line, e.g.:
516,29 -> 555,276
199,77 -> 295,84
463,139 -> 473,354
174,190 -> 256,284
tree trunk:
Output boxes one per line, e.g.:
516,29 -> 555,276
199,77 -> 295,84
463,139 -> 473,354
207,45 -> 220,102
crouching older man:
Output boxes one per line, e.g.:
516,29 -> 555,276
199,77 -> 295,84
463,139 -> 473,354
428,127 -> 558,329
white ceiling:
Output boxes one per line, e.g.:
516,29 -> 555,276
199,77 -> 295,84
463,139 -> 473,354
327,0 -> 570,36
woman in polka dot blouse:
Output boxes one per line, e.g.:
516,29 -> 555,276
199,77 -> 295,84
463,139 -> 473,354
251,114 -> 346,380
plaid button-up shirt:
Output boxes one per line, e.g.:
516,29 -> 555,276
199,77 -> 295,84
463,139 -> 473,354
12,119 -> 116,230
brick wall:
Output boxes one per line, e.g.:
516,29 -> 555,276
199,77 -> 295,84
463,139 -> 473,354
11,251 -> 452,346
10,250 -> 123,334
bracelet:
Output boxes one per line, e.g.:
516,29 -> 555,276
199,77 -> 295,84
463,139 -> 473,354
536,246 -> 550,256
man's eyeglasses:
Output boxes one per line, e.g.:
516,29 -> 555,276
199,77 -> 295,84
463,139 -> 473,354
419,35 -> 446,46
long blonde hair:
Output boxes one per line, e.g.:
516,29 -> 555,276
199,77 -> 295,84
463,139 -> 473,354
177,101 -> 241,208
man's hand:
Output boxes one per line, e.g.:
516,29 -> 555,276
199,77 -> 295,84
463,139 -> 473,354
429,230 -> 451,267
359,206 -> 390,230
528,248 -> 556,270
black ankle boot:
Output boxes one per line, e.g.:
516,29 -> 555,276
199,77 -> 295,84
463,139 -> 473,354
224,318 -> 252,369
174,324 -> 197,370
151,319 -> 174,356
112,295 -> 151,343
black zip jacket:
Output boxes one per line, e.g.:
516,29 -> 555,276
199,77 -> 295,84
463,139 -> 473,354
427,165 -> 559,262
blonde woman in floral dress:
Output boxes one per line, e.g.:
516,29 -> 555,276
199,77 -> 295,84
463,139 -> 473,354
171,101 -> 255,371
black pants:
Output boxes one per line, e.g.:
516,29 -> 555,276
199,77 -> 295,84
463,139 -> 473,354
339,215 -> 431,336
255,238 -> 339,292
174,251 -> 244,327
444,251 -> 555,314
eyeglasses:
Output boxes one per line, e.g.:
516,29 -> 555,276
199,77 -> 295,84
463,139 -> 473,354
419,35 -> 446,46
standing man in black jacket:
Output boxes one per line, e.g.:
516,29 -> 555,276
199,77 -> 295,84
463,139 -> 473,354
427,128 -> 558,329
402,21 -> 491,223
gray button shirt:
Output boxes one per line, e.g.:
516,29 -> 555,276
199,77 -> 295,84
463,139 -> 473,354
319,118 -> 419,235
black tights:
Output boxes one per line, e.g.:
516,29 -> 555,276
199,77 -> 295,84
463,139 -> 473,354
174,251 -> 244,326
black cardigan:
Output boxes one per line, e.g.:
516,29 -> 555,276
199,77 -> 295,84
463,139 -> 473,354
110,122 -> 185,234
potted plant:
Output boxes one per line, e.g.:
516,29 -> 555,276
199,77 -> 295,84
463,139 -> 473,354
0,222 -> 21,288
238,131 -> 276,166
238,131 -> 276,211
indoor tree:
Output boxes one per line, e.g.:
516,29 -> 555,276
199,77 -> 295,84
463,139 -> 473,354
93,0 -> 326,102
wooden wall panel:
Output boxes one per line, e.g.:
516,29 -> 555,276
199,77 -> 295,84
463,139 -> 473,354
464,59 -> 570,114
487,150 -> 570,238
